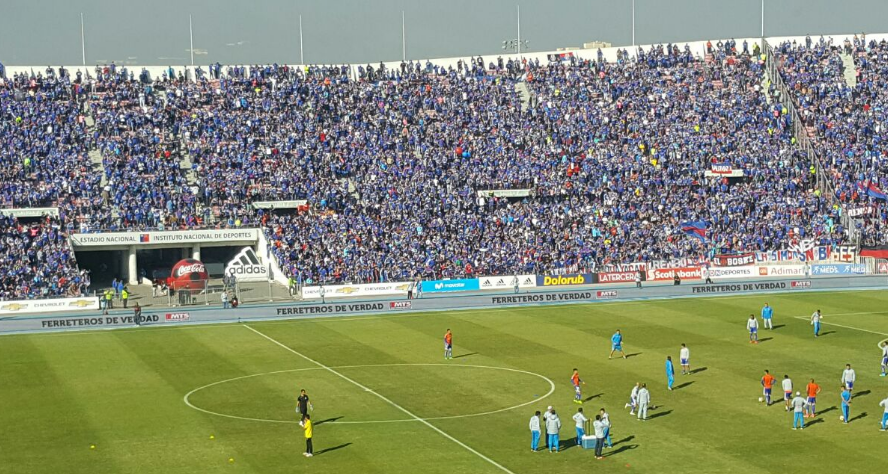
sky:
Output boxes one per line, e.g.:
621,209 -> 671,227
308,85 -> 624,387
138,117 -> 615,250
0,0 -> 885,66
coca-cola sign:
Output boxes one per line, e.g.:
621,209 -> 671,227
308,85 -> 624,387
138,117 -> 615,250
170,258 -> 209,291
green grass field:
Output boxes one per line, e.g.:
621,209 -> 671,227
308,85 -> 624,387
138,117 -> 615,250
2,290 -> 888,474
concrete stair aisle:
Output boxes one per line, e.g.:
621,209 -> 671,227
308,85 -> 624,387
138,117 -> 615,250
839,52 -> 857,88
515,81 -> 533,112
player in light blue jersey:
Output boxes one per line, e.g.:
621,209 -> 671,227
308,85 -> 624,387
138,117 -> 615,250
761,303 -> 773,330
665,356 -> 675,390
609,330 -> 626,359
840,386 -> 852,423
811,310 -> 822,337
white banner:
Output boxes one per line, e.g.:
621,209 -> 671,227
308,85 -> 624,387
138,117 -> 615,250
478,275 -> 537,290
476,189 -> 533,198
69,229 -> 260,247
302,282 -> 413,299
252,200 -> 307,210
708,267 -> 757,279
225,247 -> 269,282
757,265 -> 807,277
0,297 -> 100,315
0,207 -> 59,218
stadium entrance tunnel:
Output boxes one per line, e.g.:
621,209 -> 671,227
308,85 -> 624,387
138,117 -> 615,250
74,249 -> 131,288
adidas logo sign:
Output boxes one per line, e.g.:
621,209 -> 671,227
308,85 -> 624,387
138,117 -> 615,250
225,247 -> 269,281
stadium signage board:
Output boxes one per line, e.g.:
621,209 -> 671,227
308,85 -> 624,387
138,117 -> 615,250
647,267 -> 702,281
535,273 -> 593,286
302,282 -> 412,299
757,265 -> 806,277
790,281 -> 812,288
69,229 -> 260,247
692,282 -> 787,293
596,290 -> 618,299
811,264 -> 867,275
165,313 -> 191,322
491,291 -> 592,305
390,301 -> 412,309
0,297 -> 99,315
421,279 -> 480,293
707,266 -> 756,279
596,271 -> 641,284
225,247 -> 269,282
478,275 -> 537,289
711,253 -> 756,267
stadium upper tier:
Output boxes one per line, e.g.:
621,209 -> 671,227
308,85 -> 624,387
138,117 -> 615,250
0,34 -> 884,293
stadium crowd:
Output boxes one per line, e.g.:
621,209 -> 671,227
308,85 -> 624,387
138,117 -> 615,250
0,36 -> 875,295
775,35 -> 888,245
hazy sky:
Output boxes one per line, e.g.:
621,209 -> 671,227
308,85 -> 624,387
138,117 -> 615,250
0,0 -> 885,66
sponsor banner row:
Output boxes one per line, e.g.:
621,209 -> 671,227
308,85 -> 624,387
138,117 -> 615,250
421,279 -> 479,293
69,229 -> 260,247
302,282 -> 413,299
0,297 -> 100,315
811,264 -> 867,275
536,272 -> 647,286
478,275 -> 537,290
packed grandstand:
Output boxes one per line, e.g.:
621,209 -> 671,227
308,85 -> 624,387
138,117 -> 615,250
1,33 -> 887,301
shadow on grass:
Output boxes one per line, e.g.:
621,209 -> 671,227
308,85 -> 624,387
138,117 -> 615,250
818,406 -> 837,416
315,416 -> 344,425
606,444 -> 638,456
452,352 -> 478,359
314,443 -> 352,455
853,390 -> 871,399
647,410 -> 673,420
673,381 -> 695,390
557,439 -> 579,452
819,331 -> 835,336
625,353 -> 642,359
805,418 -> 824,427
772,324 -> 786,330
612,435 -> 635,446
584,393 -> 604,402
689,367 -> 707,374
849,412 -> 868,423
759,337 -> 773,343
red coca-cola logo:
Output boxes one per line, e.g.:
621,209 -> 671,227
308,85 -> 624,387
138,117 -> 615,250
170,259 -> 209,291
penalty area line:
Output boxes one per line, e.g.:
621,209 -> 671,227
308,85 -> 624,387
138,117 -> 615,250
242,324 -> 517,474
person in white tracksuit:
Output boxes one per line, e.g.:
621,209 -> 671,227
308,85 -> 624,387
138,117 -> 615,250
637,384 -> 651,420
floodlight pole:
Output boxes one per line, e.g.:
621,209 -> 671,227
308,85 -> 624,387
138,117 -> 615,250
517,5 -> 522,58
299,15 -> 305,64
402,11 -> 407,61
80,13 -> 86,65
189,14 -> 195,66
632,0 -> 636,47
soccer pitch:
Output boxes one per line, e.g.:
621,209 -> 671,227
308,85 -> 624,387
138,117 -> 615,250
2,290 -> 887,473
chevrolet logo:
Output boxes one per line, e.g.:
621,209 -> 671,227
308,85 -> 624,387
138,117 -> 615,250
335,287 -> 358,294
68,300 -> 94,308
0,303 -> 27,311
395,284 -> 411,291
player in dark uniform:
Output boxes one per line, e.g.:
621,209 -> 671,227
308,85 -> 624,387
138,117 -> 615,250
297,389 -> 312,426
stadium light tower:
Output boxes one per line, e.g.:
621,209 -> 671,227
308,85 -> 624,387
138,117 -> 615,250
80,12 -> 86,66
299,15 -> 305,64
189,14 -> 195,66
402,10 -> 407,61
631,0 -> 635,47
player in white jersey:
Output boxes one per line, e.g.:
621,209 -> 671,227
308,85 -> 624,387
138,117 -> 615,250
747,314 -> 759,344
781,375 -> 793,411
841,364 -> 856,392
679,343 -> 691,375
811,310 -> 822,337
624,382 -> 640,415
880,341 -> 888,377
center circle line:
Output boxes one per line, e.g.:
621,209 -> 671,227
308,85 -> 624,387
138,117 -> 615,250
183,363 -> 556,425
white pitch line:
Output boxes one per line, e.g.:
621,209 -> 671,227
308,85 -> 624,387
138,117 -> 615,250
791,316 -> 888,339
243,325 -> 517,474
